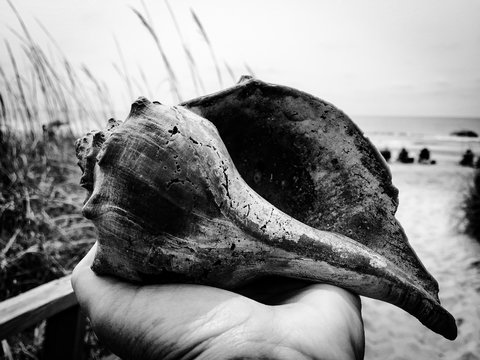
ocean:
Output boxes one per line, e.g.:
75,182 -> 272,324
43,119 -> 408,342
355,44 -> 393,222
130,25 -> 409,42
352,115 -> 480,165
5,113 -> 480,166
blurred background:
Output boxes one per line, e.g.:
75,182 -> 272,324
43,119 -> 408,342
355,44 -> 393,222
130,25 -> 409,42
1,0 -> 479,359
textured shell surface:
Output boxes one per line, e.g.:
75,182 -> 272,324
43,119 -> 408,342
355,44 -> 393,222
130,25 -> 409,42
75,78 -> 456,340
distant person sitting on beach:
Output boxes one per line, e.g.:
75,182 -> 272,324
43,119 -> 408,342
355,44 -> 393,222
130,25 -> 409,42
418,148 -> 430,163
380,148 -> 391,162
418,148 -> 436,165
397,148 -> 414,164
460,149 -> 475,167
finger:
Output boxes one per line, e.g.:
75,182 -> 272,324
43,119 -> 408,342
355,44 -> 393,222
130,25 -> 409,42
275,285 -> 365,360
71,243 -> 98,315
71,242 -> 96,301
71,243 -> 130,318
283,284 -> 362,312
73,242 -> 97,272
235,276 -> 313,304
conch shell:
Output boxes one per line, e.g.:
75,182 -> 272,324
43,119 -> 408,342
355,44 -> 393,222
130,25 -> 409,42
75,77 -> 456,340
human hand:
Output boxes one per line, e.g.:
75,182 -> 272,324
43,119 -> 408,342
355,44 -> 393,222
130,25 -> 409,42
72,244 -> 364,360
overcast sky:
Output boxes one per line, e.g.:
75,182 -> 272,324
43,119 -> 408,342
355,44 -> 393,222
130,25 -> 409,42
1,0 -> 479,118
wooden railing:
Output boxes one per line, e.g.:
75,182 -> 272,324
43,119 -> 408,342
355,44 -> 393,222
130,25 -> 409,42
0,275 -> 86,360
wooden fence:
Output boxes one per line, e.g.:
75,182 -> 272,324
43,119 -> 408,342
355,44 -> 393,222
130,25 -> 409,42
0,275 -> 87,360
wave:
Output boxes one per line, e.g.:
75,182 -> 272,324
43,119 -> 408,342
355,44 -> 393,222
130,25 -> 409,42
366,131 -> 480,144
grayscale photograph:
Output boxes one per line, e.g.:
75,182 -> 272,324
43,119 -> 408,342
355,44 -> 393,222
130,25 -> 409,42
0,1 -> 479,359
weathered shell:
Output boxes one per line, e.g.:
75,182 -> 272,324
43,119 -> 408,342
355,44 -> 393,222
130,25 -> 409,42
75,78 -> 456,340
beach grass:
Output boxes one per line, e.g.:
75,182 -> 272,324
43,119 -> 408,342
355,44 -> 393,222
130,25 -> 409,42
0,130 -> 102,359
462,169 -> 480,241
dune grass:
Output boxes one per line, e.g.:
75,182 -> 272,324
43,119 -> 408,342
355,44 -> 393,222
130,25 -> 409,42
1,0 -> 107,300
0,131 -> 94,300
0,130 -> 102,359
462,169 -> 480,241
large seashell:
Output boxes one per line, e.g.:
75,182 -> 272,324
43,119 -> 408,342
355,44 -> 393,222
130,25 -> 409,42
75,78 -> 456,340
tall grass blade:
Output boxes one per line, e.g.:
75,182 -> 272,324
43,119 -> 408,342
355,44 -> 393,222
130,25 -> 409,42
0,92 -> 5,120
0,92 -> 6,133
25,45 -> 60,125
114,36 -> 135,101
100,80 -> 115,116
140,0 -> 154,26
245,62 -> 256,77
38,18 -> 100,133
6,0 -> 34,44
224,61 -> 236,84
28,45 -> 72,133
113,62 -> 132,104
131,7 -> 182,103
138,65 -> 154,99
191,9 -> 223,88
35,18 -> 65,55
67,61 -> 104,131
0,65 -> 18,134
82,65 -> 110,122
5,41 -> 32,136
165,0 -> 205,95
28,66 -> 39,120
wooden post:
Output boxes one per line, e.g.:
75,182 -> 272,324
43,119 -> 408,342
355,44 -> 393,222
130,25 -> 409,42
43,305 -> 86,360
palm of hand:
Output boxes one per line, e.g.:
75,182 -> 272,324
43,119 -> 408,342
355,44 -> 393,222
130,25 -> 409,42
72,247 -> 364,360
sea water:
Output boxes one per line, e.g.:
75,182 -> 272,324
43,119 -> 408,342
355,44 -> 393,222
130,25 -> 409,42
352,116 -> 480,165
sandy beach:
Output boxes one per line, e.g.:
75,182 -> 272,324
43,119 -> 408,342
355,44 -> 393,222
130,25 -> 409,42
362,163 -> 480,359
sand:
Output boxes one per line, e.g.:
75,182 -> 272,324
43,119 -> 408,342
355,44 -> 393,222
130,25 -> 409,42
362,163 -> 480,359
